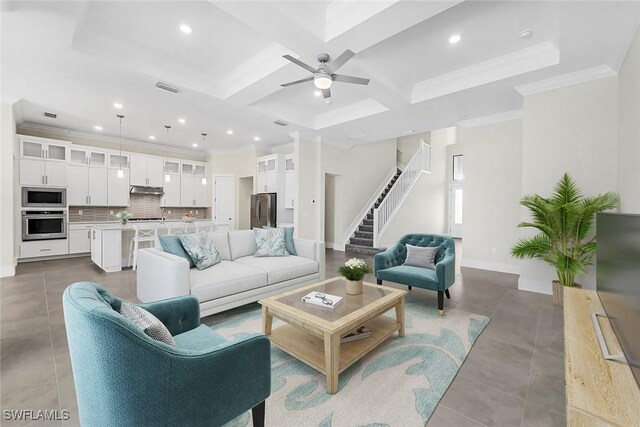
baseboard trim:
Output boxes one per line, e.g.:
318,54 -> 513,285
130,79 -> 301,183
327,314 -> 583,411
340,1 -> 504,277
0,264 -> 16,278
329,243 -> 345,252
517,278 -> 553,295
460,259 -> 520,275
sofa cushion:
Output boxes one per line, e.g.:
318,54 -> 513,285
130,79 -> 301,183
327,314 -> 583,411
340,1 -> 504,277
377,265 -> 439,289
158,235 -> 195,268
283,227 -> 297,255
211,232 -> 231,261
228,230 -> 257,260
254,228 -> 289,257
173,324 -> 227,351
404,244 -> 439,270
234,255 -> 319,285
190,261 -> 267,302
179,232 -> 220,270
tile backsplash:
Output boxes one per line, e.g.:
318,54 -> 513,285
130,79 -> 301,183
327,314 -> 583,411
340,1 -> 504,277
69,194 -> 211,222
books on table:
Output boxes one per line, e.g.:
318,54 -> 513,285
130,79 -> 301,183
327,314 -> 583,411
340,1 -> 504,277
301,292 -> 343,309
341,326 -> 372,343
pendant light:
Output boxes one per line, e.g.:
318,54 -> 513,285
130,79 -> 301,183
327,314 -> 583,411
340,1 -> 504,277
164,125 -> 172,182
201,133 -> 207,185
117,114 -> 125,178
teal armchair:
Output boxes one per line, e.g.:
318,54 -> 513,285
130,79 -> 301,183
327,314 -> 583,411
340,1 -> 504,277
63,282 -> 270,427
374,234 -> 456,315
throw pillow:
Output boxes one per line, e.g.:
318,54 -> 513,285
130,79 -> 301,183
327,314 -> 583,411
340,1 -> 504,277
283,227 -> 297,255
404,244 -> 440,270
179,232 -> 221,270
120,302 -> 176,346
254,227 -> 289,257
158,235 -> 195,268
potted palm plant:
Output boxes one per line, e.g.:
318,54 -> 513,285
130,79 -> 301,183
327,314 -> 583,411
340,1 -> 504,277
511,173 -> 620,306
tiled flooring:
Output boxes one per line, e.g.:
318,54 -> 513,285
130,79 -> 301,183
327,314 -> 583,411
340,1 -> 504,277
0,248 -> 565,427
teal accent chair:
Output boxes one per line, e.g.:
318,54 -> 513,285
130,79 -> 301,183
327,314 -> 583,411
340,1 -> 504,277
63,283 -> 270,427
374,234 -> 456,315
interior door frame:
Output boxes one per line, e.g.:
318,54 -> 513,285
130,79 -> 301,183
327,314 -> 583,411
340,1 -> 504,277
449,183 -> 463,238
213,174 -> 235,228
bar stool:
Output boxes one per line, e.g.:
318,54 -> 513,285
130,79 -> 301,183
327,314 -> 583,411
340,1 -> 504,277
167,222 -> 187,234
196,221 -> 213,233
128,223 -> 158,271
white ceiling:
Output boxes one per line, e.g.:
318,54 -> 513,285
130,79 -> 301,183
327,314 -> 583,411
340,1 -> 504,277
2,1 -> 639,153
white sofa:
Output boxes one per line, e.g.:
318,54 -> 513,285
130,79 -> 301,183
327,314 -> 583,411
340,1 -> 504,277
136,229 -> 325,317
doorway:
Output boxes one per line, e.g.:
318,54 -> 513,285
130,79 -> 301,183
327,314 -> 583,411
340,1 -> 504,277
449,183 -> 463,238
214,176 -> 234,228
324,174 -> 336,247
238,176 -> 253,230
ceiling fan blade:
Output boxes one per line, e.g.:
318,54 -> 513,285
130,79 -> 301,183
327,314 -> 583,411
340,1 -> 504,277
322,88 -> 331,99
282,55 -> 318,73
280,75 -> 314,87
326,49 -> 355,74
332,74 -> 370,85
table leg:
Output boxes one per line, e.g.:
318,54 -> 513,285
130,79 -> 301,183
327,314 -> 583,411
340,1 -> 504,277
262,306 -> 273,335
396,296 -> 406,337
324,331 -> 340,394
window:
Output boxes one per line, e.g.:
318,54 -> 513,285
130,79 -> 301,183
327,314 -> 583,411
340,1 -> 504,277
453,155 -> 464,181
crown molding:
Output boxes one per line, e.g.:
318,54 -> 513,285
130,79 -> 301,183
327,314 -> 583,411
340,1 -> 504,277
207,144 -> 258,156
269,142 -> 294,152
514,65 -> 617,96
457,109 -> 523,129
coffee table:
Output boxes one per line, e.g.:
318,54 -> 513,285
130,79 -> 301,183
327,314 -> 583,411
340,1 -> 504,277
259,277 -> 407,394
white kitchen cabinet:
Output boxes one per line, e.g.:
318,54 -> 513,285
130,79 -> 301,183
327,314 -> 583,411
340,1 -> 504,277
180,174 -> 209,207
90,227 -> 123,273
256,154 -> 281,193
90,227 -> 102,266
69,225 -> 92,254
20,139 -> 67,162
195,176 -> 209,206
108,168 -> 130,206
19,239 -> 68,259
256,171 -> 276,193
19,158 -> 67,187
69,148 -> 107,166
162,174 -> 181,207
109,153 -> 129,170
130,155 -> 164,187
66,165 -> 108,205
284,154 -> 295,209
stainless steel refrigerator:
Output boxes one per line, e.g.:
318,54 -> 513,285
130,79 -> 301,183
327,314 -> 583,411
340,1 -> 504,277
251,193 -> 277,229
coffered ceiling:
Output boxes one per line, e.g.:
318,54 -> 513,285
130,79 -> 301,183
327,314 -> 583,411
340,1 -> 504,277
2,1 -> 639,152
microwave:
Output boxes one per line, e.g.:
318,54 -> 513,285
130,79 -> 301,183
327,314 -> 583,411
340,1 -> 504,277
22,187 -> 66,208
22,210 -> 67,241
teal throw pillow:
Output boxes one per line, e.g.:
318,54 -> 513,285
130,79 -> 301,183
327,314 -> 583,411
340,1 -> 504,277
254,228 -> 289,257
159,235 -> 195,268
283,227 -> 297,255
178,232 -> 221,270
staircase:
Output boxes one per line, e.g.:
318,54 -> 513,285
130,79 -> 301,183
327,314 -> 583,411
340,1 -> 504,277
345,168 -> 402,255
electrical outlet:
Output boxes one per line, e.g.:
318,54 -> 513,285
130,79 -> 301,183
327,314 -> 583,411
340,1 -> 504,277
109,210 -> 114,215
78,209 -> 83,215
190,210 -> 193,214
168,210 -> 172,214
195,210 -> 199,214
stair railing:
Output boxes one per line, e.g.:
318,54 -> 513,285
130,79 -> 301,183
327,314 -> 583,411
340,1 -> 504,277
373,142 -> 431,248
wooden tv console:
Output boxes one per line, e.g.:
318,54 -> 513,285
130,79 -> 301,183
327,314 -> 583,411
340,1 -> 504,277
564,287 -> 640,426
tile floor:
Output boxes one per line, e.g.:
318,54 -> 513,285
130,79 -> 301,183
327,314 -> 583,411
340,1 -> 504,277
0,249 -> 565,427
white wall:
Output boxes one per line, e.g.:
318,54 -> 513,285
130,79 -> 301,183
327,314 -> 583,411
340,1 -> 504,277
397,132 -> 430,167
520,76 -> 619,292
618,27 -> 640,213
295,136 -> 321,240
458,118 -> 523,274
0,104 -> 16,277
377,128 -> 451,248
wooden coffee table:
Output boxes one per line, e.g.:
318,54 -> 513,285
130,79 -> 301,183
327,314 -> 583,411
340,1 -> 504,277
259,277 -> 407,394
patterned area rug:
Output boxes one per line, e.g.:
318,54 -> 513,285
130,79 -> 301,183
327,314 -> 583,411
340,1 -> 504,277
210,302 -> 490,427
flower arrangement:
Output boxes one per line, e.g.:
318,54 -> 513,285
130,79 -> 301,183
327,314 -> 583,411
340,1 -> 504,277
115,210 -> 132,224
338,258 -> 371,281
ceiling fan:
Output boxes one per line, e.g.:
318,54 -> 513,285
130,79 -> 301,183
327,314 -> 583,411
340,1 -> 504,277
280,49 -> 370,99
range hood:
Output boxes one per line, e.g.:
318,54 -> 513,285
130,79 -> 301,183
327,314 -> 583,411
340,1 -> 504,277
130,186 -> 164,195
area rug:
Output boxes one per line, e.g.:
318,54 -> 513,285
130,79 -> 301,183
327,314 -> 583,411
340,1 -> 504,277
209,302 -> 490,427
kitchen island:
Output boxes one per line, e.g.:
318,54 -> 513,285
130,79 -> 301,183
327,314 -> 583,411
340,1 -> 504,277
89,220 -> 229,273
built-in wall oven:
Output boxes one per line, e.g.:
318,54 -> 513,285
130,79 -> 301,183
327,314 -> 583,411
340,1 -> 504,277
22,187 -> 66,208
22,210 -> 67,241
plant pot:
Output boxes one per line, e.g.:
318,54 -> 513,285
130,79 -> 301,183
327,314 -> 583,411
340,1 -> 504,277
121,219 -> 128,225
552,280 -> 582,307
345,279 -> 363,295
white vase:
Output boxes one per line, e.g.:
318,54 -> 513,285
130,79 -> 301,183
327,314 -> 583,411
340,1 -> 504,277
345,279 -> 363,295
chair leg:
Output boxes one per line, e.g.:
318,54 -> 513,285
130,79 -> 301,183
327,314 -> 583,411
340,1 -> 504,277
437,290 -> 444,316
252,401 -> 265,427
376,279 -> 382,285
445,289 -> 451,299
408,286 -> 412,290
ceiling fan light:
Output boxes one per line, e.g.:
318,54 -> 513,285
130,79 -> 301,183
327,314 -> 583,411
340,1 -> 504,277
314,74 -> 332,89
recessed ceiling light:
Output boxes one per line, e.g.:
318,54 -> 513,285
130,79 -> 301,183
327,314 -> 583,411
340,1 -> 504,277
113,102 -> 123,109
179,24 -> 192,34
227,130 -> 233,135
148,135 -> 156,140
314,90 -> 322,97
401,129 -> 416,135
94,125 -> 103,131
254,136 -> 260,141
192,143 -> 198,147
178,118 -> 186,124
449,34 -> 461,44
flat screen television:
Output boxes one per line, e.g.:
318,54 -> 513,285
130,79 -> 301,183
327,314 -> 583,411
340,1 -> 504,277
596,212 -> 640,387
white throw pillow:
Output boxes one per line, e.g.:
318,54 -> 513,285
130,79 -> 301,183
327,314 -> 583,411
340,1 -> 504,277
254,228 -> 289,257
404,244 -> 440,270
120,302 -> 176,346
